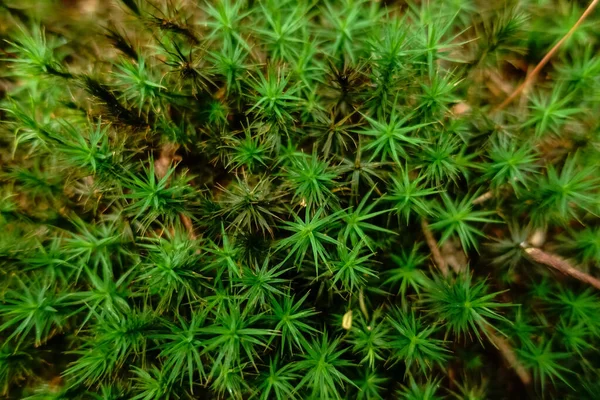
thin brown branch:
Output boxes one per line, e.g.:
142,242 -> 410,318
486,327 -> 532,386
440,240 -> 467,274
155,143 -> 197,240
421,226 -> 529,384
473,177 -> 520,206
421,219 -> 449,276
154,143 -> 180,180
420,219 -> 529,385
472,190 -> 494,205
521,244 -> 600,290
493,0 -> 600,112
180,214 -> 196,240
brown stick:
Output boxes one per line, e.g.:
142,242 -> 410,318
155,143 -> 197,240
472,190 -> 494,205
180,214 -> 196,239
486,327 -> 532,386
421,227 -> 530,384
473,177 -> 521,206
421,220 -> 529,385
521,244 -> 600,290
154,143 -> 180,180
421,219 -> 449,276
440,240 -> 467,274
494,0 -> 600,112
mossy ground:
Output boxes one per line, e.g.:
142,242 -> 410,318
1,0 -> 600,399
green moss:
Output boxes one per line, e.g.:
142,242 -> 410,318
0,0 -> 600,398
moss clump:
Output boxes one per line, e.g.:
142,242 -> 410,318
1,0 -> 600,398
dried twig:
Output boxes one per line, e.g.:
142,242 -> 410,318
472,190 -> 494,205
421,219 -> 449,276
472,177 -> 520,206
440,240 -> 467,274
154,143 -> 197,240
521,243 -> 600,290
422,218 -> 529,384
154,143 -> 180,180
494,0 -> 600,112
486,327 -> 532,386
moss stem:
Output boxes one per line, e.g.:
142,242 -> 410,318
421,219 -> 449,276
494,0 -> 600,112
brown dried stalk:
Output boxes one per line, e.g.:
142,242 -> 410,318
472,190 -> 494,205
494,0 -> 600,112
154,143 -> 197,240
421,222 -> 530,384
486,327 -> 532,386
421,219 -> 449,276
521,243 -> 600,290
440,240 -> 467,274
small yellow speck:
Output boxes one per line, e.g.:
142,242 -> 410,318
342,310 -> 353,330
